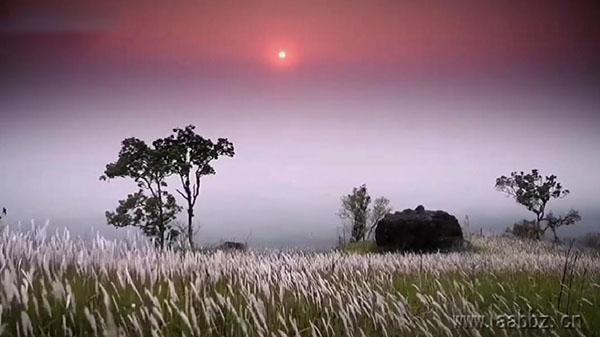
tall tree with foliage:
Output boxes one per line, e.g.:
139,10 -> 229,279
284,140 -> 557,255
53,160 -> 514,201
338,185 -> 371,242
162,125 -> 235,249
101,137 -> 180,249
495,169 -> 570,240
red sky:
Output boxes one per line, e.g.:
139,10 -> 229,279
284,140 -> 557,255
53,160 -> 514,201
2,0 -> 600,78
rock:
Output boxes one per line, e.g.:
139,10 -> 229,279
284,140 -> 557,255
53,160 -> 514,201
375,205 -> 463,252
216,241 -> 247,251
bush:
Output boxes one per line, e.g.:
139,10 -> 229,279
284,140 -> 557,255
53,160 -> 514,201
506,219 -> 539,240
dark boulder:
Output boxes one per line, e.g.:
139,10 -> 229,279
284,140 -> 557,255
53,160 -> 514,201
375,205 -> 463,252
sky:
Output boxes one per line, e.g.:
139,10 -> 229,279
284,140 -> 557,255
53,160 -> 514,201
1,0 -> 600,247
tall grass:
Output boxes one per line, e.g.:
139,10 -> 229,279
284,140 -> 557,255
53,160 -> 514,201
0,226 -> 598,336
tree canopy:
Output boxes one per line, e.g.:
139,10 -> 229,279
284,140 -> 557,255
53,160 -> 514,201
496,169 -> 573,240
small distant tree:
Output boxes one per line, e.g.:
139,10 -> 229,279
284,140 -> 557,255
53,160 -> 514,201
495,169 -> 570,240
105,190 -> 182,247
462,215 -> 471,240
162,125 -> 234,249
338,185 -> 392,242
101,137 -> 181,249
544,209 -> 581,243
366,197 -> 392,239
338,185 -> 371,242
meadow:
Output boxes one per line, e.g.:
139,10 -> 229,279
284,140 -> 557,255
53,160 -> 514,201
0,226 -> 598,337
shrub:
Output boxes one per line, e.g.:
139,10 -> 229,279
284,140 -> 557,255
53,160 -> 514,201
507,219 -> 539,240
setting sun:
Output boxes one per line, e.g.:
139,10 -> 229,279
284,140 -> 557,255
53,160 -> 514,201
278,50 -> 286,60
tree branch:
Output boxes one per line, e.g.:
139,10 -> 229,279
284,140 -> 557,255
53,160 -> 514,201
175,189 -> 189,201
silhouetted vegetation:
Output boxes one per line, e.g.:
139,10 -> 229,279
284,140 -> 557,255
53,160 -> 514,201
105,190 -> 182,246
496,169 -> 575,240
101,137 -> 177,249
507,219 -> 539,240
160,125 -> 234,249
545,209 -> 581,242
101,125 -> 234,249
338,185 -> 370,242
338,184 -> 391,243
215,241 -> 247,251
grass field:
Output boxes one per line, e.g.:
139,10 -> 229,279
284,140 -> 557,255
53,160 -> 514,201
0,227 -> 598,337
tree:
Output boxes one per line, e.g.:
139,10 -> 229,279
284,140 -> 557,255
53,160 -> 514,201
105,190 -> 182,247
339,185 -> 371,242
544,209 -> 581,242
162,125 -> 235,249
366,197 -> 392,239
507,211 -> 580,242
495,169 -> 570,240
338,185 -> 392,242
101,137 -> 180,249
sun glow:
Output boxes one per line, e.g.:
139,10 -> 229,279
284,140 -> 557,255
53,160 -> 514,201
278,50 -> 287,60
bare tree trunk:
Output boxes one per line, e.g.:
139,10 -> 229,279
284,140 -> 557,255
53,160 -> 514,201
187,201 -> 194,249
535,211 -> 545,240
178,174 -> 196,250
537,205 -> 547,240
367,226 -> 376,240
157,185 -> 165,250
552,227 -> 560,243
